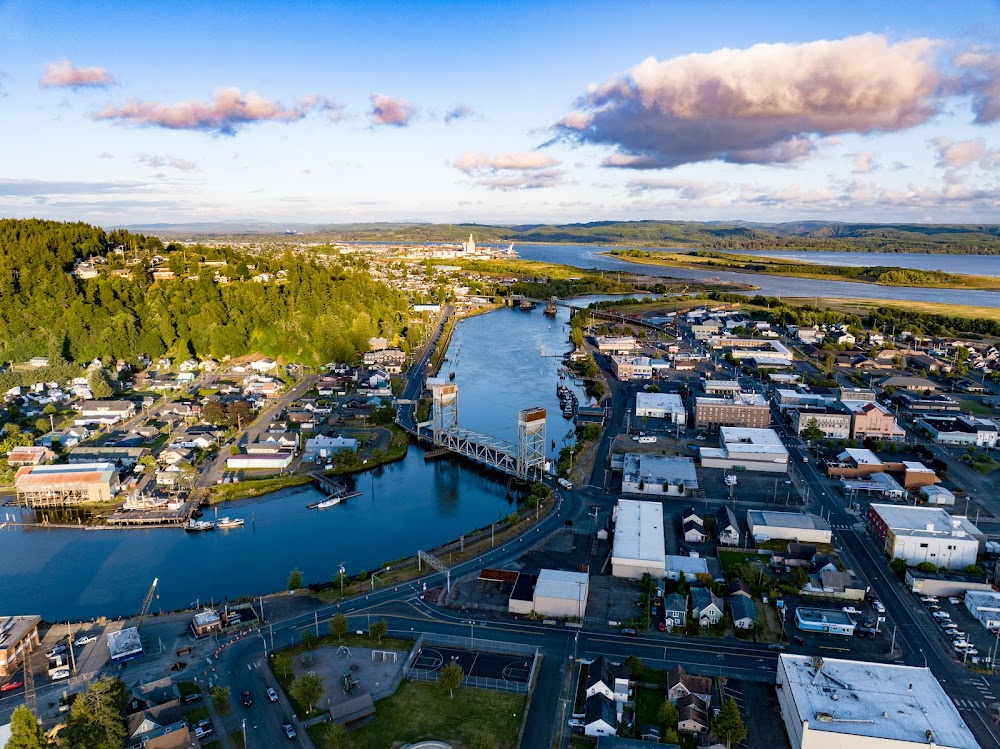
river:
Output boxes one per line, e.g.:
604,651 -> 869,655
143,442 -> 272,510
513,244 -> 1000,309
0,297 -> 609,621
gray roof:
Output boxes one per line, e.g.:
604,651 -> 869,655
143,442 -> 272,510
585,693 -> 618,728
729,595 -> 758,622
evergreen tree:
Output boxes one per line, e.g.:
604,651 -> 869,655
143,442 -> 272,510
7,706 -> 47,749
712,697 -> 747,748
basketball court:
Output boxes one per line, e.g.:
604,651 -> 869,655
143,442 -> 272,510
411,645 -> 532,684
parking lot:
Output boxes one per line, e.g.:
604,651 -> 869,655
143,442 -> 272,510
913,593 -> 998,667
698,468 -> 801,506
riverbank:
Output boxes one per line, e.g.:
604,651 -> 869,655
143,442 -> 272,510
604,250 -> 1000,291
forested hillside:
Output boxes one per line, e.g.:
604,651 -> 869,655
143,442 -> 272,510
0,219 -> 415,365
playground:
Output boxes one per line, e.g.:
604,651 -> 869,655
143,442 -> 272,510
411,645 -> 532,685
291,644 -> 408,711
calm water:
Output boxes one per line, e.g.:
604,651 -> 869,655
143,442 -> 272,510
0,297 -> 614,621
711,249 -> 1000,276
514,244 -> 1000,308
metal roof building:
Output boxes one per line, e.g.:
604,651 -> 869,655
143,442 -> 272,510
612,499 -> 666,579
14,462 -> 120,507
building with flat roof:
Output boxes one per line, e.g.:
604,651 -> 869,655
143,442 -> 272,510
746,511 -> 832,544
532,569 -> 589,619
776,654 -> 980,749
190,610 -> 222,638
843,400 -> 906,441
226,450 -> 294,470
610,355 -> 652,381
0,615 -> 41,677
918,415 -> 999,448
595,336 -> 638,354
621,454 -> 698,497
699,427 -> 789,473
790,407 -> 852,440
867,504 -> 984,569
703,380 -> 742,396
718,338 -> 792,364
964,590 -> 1000,630
107,626 -> 144,663
841,472 -> 906,500
14,462 -> 120,507
793,607 -> 855,635
695,392 -> 770,430
67,445 -> 149,469
635,392 -> 686,425
612,499 -> 666,579
905,569 -> 996,598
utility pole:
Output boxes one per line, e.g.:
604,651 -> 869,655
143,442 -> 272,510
67,622 -> 76,676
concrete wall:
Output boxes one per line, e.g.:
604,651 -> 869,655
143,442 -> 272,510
533,594 -> 587,619
612,559 -> 666,579
701,456 -> 788,473
891,535 -> 978,570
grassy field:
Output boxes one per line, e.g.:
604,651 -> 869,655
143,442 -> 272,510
799,297 -> 1000,323
959,398 -> 995,416
718,549 -> 770,573
207,473 -> 312,503
309,680 -> 526,749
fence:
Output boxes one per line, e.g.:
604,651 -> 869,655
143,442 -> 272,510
408,667 -> 530,694
404,632 -> 540,695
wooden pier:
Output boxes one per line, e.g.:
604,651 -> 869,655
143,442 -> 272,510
107,501 -> 196,527
423,447 -> 451,461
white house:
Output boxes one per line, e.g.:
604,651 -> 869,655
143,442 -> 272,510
664,554 -> 709,582
690,587 -> 724,626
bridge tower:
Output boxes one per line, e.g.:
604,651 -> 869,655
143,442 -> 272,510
516,408 -> 547,481
431,383 -> 459,444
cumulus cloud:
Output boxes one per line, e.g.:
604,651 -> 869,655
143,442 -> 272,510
95,88 -> 339,135
954,48 -> 1000,123
41,60 -> 116,89
137,154 -> 198,171
444,104 -> 475,124
932,136 -> 1000,170
453,150 -> 562,190
555,34 -> 947,168
370,93 -> 415,126
851,151 -> 878,174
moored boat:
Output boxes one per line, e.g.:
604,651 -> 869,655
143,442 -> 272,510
215,517 -> 245,529
184,519 -> 215,532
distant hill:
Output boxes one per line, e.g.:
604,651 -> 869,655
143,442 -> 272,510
121,220 -> 1000,253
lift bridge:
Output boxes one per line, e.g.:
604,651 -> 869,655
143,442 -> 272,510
416,383 -> 546,482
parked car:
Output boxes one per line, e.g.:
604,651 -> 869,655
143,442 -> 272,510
621,628 -> 637,637
73,635 -> 96,647
658,621 -> 666,632
50,667 -> 70,681
0,680 -> 23,692
242,690 -> 253,707
267,688 -> 278,703
932,611 -> 951,620
792,636 -> 807,646
920,596 -> 939,603
873,600 -> 885,614
194,723 -> 213,739
768,644 -> 786,652
568,718 -> 585,729
282,723 -> 297,739
948,597 -> 962,605
45,645 -> 67,658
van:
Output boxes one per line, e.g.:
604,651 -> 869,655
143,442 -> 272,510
557,478 -> 573,490
637,436 -> 656,444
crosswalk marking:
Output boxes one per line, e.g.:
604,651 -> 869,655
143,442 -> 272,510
954,698 -> 988,710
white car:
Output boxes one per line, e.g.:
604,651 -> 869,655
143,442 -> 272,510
842,606 -> 862,616
920,596 -> 939,603
932,611 -> 951,620
73,636 -> 96,647
50,667 -> 70,681
873,600 -> 885,614
948,597 -> 962,605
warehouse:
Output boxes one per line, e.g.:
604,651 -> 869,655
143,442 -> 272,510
776,655 -> 979,749
0,615 -> 41,677
612,499 -> 666,579
15,462 -> 120,507
621,454 -> 698,497
964,590 -> 1000,630
226,450 -> 294,470
67,445 -> 149,469
634,392 -> 686,425
532,569 -> 590,618
699,427 -> 789,473
746,510 -> 832,544
867,504 -> 983,570
794,607 -> 855,635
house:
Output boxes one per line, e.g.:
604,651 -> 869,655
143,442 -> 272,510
677,693 -> 710,734
250,358 -> 277,373
662,593 -> 687,629
729,595 -> 758,629
75,399 -> 136,426
727,580 -> 752,598
880,375 -> 939,392
143,726 -> 201,749
773,543 -> 818,569
690,587 -> 724,627
683,515 -> 707,543
667,665 -> 712,706
584,693 -> 619,737
664,554 -> 709,582
585,656 -> 631,703
125,700 -> 186,748
715,507 -> 740,546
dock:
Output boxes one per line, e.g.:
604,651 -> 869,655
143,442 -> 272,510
107,501 -> 197,527
423,447 -> 452,461
309,472 -> 350,496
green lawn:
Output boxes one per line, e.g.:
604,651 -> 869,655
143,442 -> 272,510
183,705 -> 210,725
309,680 -> 525,749
635,686 -> 665,727
718,549 -> 769,573
959,398 -> 994,417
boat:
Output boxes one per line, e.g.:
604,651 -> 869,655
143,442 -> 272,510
215,517 -> 244,529
449,371 -> 456,380
518,299 -> 536,310
314,496 -> 342,509
184,519 -> 215,532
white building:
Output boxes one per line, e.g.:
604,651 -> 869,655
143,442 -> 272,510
776,655 -> 980,749
635,392 -> 686,425
746,510 -> 833,544
226,450 -> 294,470
699,427 -> 789,473
964,590 -> 1000,629
920,485 -> 956,506
302,435 -> 358,462
703,380 -> 742,396
621,454 -> 698,497
612,499 -> 666,579
595,336 -> 638,354
75,400 -> 136,426
867,504 -> 984,570
664,554 -> 709,581
532,569 -> 589,619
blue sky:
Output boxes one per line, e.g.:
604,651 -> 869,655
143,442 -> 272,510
1,0 -> 999,225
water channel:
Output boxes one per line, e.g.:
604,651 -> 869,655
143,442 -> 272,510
0,298 -> 609,621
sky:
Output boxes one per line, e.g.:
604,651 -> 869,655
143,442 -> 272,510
1,0 -> 1000,226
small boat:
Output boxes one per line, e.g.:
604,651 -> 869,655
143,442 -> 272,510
314,496 -> 342,509
184,519 -> 215,532
449,371 -> 456,380
215,517 -> 244,529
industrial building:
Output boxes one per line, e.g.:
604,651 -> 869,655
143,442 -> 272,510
699,427 -> 789,473
226,450 -> 294,470
612,499 -> 666,579
621,454 -> 698,497
776,655 -> 980,749
794,607 -> 855,635
867,504 -> 984,570
746,510 -> 832,544
694,392 -> 770,430
15,462 -> 120,507
904,569 -> 996,598
0,615 -> 41,677
917,415 -> 999,448
303,435 -> 358,462
964,590 -> 1000,630
531,569 -> 590,618
634,392 -> 686,425
67,445 -> 149,469
595,336 -> 638,354
920,485 -> 956,506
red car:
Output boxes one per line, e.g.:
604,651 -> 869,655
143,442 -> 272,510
1,681 -> 23,692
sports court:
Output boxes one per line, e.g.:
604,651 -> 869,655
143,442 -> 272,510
411,645 -> 532,684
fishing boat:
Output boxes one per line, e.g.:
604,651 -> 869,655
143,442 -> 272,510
215,517 -> 244,529
184,519 -> 215,532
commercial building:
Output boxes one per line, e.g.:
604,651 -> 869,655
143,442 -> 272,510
843,400 -> 906,441
0,615 -> 41,677
107,626 -> 144,663
964,591 -> 1000,629
794,607 -> 855,636
612,499 -> 666,579
302,435 -> 359,462
699,427 -> 789,473
610,355 -> 653,381
634,392 -> 686,425
918,415 -> 999,448
703,380 -> 742,396
718,338 -> 793,366
531,569 -> 589,619
776,654 -> 980,749
75,399 -> 136,426
595,336 -> 638,354
695,392 -> 770,430
6,446 -> 53,466
15,462 -> 120,507
190,610 -> 222,638
746,510 -> 832,544
67,445 -> 149,469
226,450 -> 294,470
621,454 -> 698,497
905,569 -> 996,598
790,408 -> 852,440
880,375 -> 939,392
840,472 -> 906,500
775,389 -> 835,411
866,504 -> 984,570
